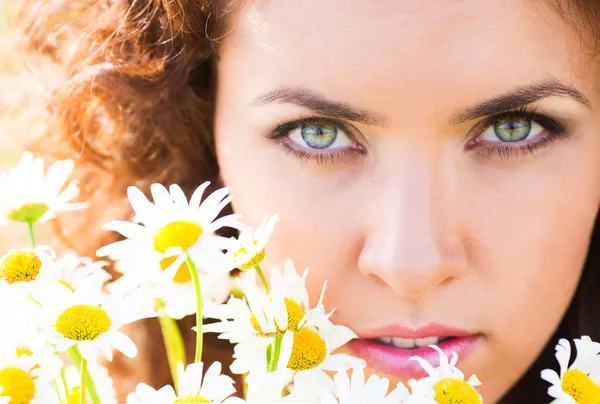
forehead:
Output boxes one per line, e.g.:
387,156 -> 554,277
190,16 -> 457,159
218,0 -> 599,117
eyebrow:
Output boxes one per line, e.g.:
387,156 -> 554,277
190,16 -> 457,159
251,87 -> 387,126
451,78 -> 591,125
251,78 -> 590,128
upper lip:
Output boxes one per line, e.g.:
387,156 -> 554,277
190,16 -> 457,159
358,323 -> 476,339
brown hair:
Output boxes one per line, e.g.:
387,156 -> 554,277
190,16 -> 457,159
11,0 -> 600,401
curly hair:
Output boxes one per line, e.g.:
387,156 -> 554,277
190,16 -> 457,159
11,0 -> 600,401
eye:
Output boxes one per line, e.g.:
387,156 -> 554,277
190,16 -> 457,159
466,108 -> 570,159
288,121 -> 354,150
477,116 -> 544,143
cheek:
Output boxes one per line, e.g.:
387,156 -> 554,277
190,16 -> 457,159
464,141 -> 600,389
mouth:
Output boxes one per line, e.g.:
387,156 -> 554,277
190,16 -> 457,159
345,324 -> 482,379
374,335 -> 454,349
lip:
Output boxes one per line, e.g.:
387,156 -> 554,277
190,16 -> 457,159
345,323 -> 482,379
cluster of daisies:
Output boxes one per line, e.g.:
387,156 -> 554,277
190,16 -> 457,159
0,152 -> 597,404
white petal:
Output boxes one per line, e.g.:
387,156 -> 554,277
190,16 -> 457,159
169,184 -> 190,210
189,182 -> 211,212
109,331 -> 138,358
127,186 -> 155,221
150,183 -> 174,207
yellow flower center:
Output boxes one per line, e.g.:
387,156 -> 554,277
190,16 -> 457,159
284,297 -> 305,330
6,203 -> 49,223
250,297 -> 305,336
67,387 -> 82,404
286,327 -> 327,371
15,346 -> 32,358
233,242 -> 266,271
173,395 -> 210,403
159,256 -> 191,284
0,367 -> 36,404
562,369 -> 600,404
0,250 -> 42,284
433,378 -> 482,404
153,221 -> 202,254
55,304 -> 111,341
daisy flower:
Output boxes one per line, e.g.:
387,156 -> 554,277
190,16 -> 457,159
0,151 -> 86,225
541,336 -> 600,403
0,246 -> 55,286
107,248 -> 231,320
204,261 -> 328,375
319,368 -> 412,404
206,260 -> 363,387
97,182 -> 243,275
226,214 -> 278,270
276,318 -> 365,402
0,349 -> 60,404
409,345 -> 483,404
205,260 -> 312,344
63,363 -> 118,404
37,277 -> 154,362
45,253 -> 111,293
126,361 -> 245,403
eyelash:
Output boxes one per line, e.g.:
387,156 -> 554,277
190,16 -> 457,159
268,117 -> 367,166
466,105 -> 569,160
266,106 -> 569,164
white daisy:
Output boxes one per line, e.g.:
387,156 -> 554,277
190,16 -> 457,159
276,318 -> 365,403
541,336 -> 600,403
126,361 -> 245,403
37,277 -> 154,362
107,248 -> 230,320
205,261 -> 312,343
409,345 -> 483,404
226,214 -> 278,270
204,261 -> 322,375
63,363 -> 118,404
97,182 -> 243,275
0,151 -> 86,225
319,368 -> 412,404
45,253 -> 112,293
0,349 -> 60,404
0,246 -> 55,286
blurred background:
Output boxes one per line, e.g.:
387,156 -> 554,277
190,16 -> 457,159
0,0 -> 60,250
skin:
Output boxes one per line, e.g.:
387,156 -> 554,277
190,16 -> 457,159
214,0 -> 600,401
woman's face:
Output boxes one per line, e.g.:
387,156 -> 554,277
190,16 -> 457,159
215,0 -> 600,400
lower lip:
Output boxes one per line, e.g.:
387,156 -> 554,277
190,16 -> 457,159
345,335 -> 481,380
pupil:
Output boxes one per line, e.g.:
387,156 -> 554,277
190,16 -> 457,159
493,117 -> 531,142
301,123 -> 337,149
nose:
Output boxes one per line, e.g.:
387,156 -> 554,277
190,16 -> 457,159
358,152 -> 467,299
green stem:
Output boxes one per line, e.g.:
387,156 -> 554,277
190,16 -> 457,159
186,255 -> 203,363
26,220 -> 36,248
80,357 -> 87,404
157,307 -> 186,392
267,334 -> 283,372
254,263 -> 270,295
60,367 -> 69,403
67,347 -> 100,404
53,380 -> 65,404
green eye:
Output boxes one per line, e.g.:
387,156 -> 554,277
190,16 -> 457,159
300,123 -> 338,149
493,117 -> 531,142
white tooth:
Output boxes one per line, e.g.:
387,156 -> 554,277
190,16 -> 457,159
391,337 -> 416,349
378,337 -> 392,344
414,337 -> 440,347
